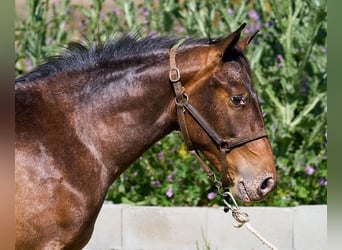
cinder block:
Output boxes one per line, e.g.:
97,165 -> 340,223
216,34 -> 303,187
206,206 -> 293,250
84,203 -> 124,250
122,206 -> 208,250
293,205 -> 327,250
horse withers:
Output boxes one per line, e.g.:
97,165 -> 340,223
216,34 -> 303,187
15,23 -> 277,249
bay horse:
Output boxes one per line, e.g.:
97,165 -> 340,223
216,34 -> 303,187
15,23 -> 277,249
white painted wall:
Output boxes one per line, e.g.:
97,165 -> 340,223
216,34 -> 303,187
84,203 -> 327,250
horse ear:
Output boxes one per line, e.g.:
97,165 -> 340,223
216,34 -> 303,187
237,30 -> 259,50
210,23 -> 246,61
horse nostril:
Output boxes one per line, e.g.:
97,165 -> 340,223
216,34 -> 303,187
259,177 -> 275,195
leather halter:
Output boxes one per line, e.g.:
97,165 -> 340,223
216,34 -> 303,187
169,40 -> 268,191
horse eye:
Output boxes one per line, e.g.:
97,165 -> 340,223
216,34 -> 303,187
230,95 -> 246,106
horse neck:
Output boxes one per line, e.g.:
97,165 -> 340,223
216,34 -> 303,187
53,58 -> 178,182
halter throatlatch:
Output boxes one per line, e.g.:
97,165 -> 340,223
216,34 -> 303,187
169,40 -> 268,199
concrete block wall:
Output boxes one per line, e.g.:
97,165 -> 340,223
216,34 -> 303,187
84,203 -> 327,250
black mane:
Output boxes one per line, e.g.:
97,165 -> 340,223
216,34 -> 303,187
15,35 -> 212,84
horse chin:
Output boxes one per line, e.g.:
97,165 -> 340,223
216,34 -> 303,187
233,182 -> 252,205
231,182 -> 259,205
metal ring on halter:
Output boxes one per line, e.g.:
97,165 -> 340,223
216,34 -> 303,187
175,93 -> 189,108
220,140 -> 232,152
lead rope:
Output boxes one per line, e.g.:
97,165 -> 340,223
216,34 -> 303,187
190,151 -> 278,249
222,192 -> 279,250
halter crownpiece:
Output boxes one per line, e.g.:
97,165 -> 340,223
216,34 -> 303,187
169,39 -> 268,193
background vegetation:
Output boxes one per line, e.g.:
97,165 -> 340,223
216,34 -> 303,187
15,0 -> 327,207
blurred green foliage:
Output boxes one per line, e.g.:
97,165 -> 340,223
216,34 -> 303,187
15,0 -> 327,207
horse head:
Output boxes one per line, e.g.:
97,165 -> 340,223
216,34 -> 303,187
172,24 -> 277,204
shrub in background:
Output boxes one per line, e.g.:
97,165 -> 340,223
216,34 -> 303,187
15,0 -> 327,207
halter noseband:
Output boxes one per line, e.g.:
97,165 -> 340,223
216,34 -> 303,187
169,40 -> 268,192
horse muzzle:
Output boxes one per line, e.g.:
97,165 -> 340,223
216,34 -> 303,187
232,173 -> 277,204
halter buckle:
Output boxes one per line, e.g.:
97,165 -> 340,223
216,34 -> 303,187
169,68 -> 181,82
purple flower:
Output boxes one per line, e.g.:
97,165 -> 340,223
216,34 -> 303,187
277,54 -> 284,68
264,20 -> 274,28
227,8 -> 233,15
277,54 -> 284,62
45,37 -> 52,46
244,22 -> 261,35
248,10 -> 259,21
142,7 -> 150,25
113,8 -> 121,16
157,152 -> 164,160
207,192 -> 216,200
149,31 -> 158,39
25,58 -> 33,71
167,174 -> 173,182
142,7 -> 149,17
152,180 -> 160,187
166,187 -> 173,198
304,165 -> 315,175
100,12 -> 106,21
318,178 -> 327,186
